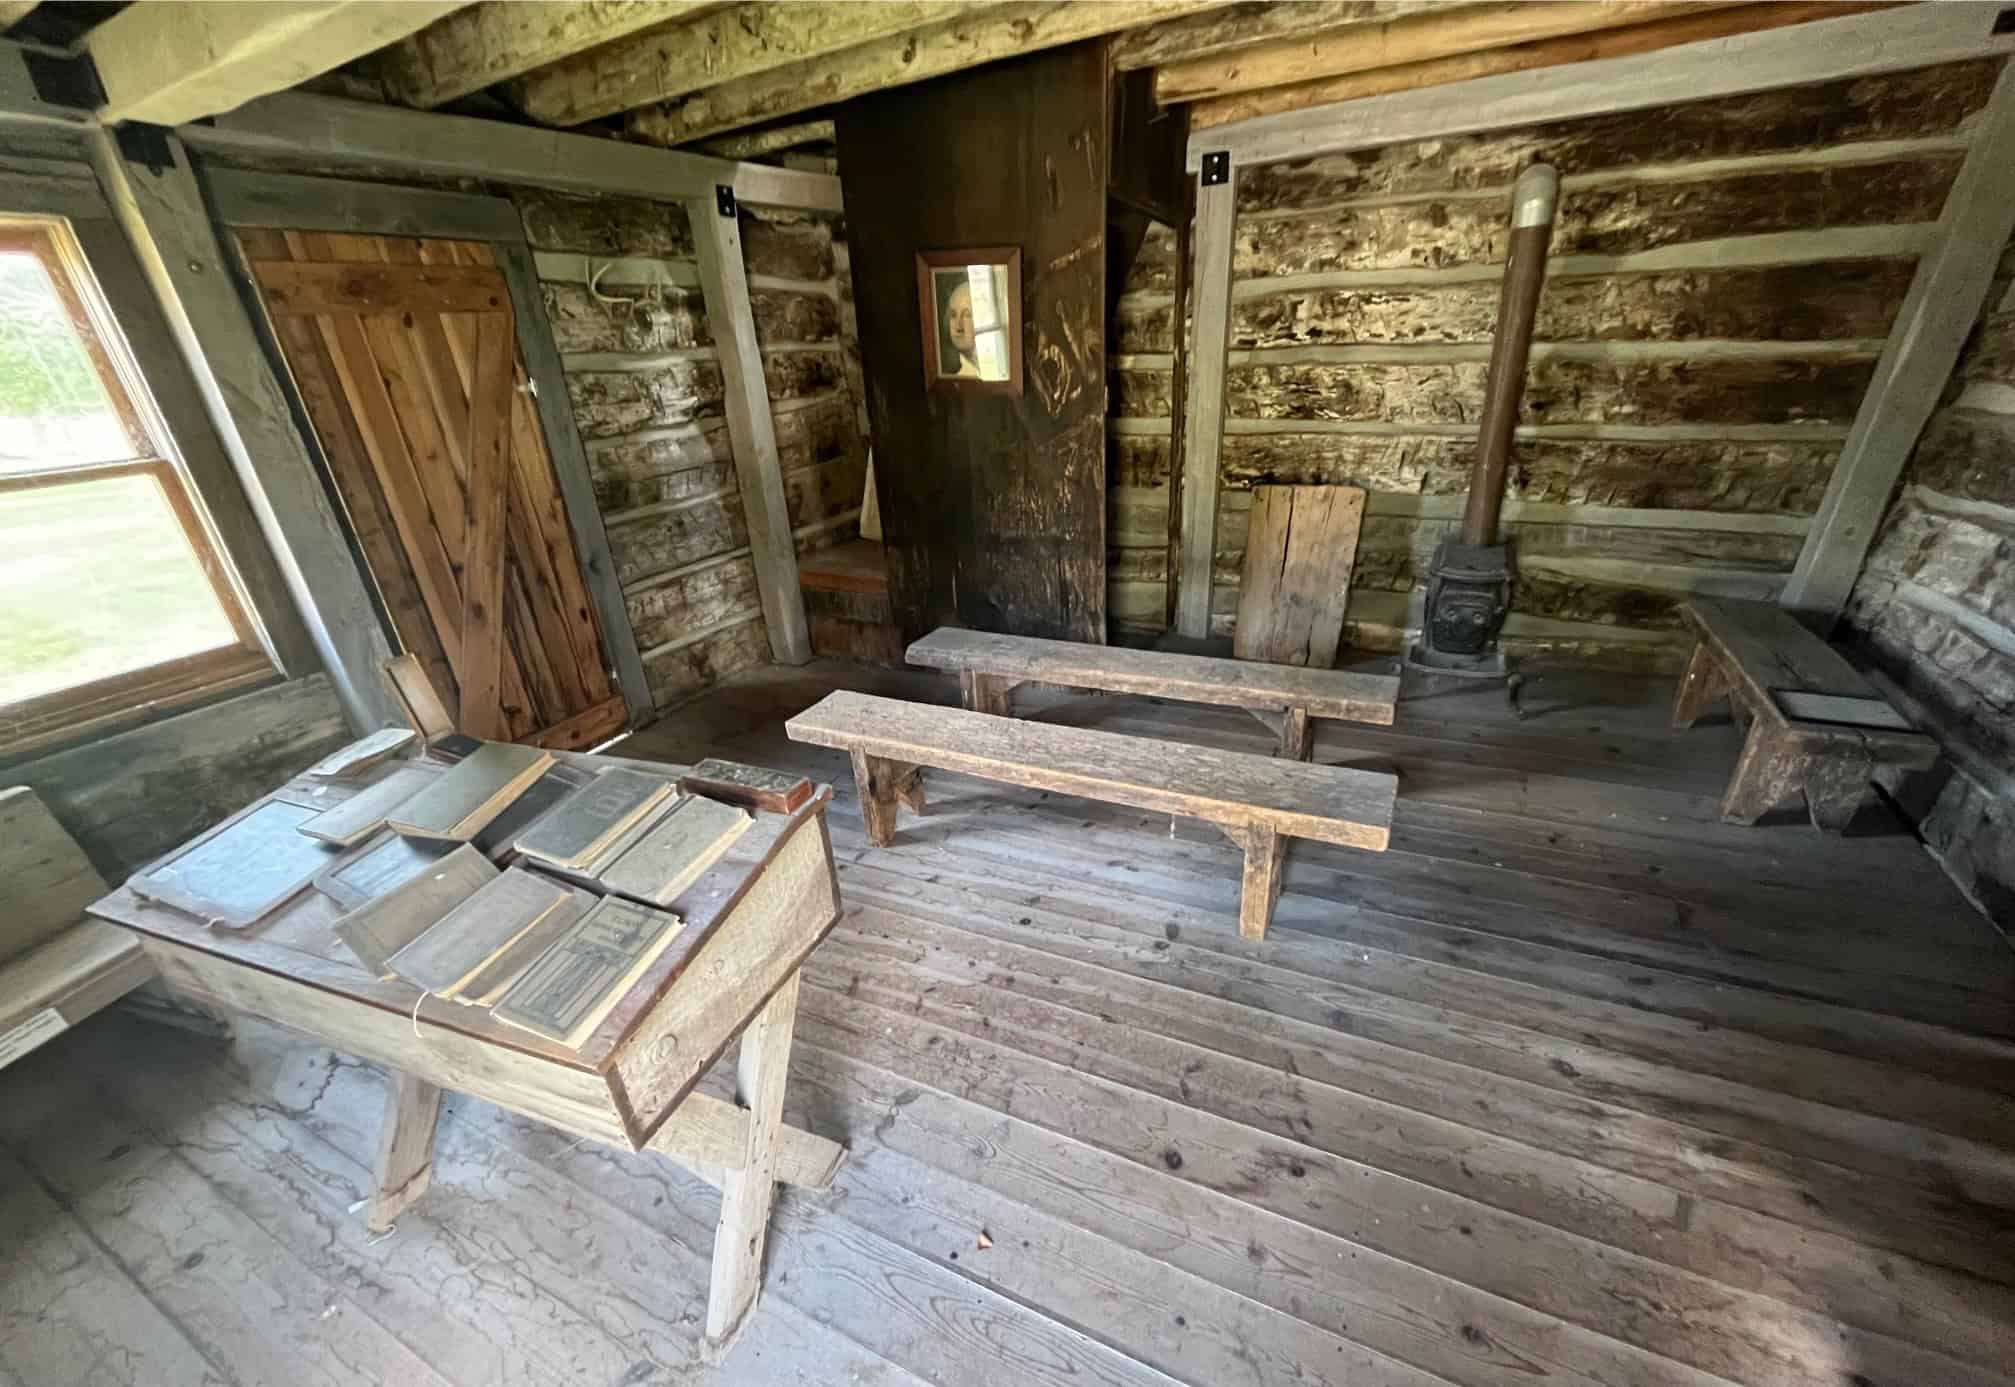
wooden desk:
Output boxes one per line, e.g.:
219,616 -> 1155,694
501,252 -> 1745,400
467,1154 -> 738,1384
88,756 -> 846,1354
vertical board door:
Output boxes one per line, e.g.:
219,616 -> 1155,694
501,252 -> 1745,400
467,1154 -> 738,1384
242,231 -> 624,748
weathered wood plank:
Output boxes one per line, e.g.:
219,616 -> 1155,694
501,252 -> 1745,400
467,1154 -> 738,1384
628,555 -> 764,651
563,360 -> 728,438
607,494 -> 751,586
515,188 -> 695,258
642,618 -> 770,706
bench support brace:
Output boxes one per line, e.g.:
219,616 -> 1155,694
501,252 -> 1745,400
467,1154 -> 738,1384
959,671 -> 1017,717
1721,722 -> 1797,825
849,749 -> 920,846
1231,823 -> 1287,940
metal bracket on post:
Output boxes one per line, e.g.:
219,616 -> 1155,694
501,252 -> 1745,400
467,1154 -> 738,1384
1199,150 -> 1230,187
715,183 -> 737,218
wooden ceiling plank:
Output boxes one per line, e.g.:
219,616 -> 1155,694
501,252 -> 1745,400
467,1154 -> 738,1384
89,0 -> 470,126
378,0 -> 724,110
1156,0 -> 1746,106
1110,0 -> 1444,72
517,0 -> 1002,128
1189,1 -> 1883,131
626,0 -> 1231,148
699,118 -> 836,161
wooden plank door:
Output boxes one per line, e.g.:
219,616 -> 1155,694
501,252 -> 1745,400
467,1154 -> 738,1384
242,230 -> 624,749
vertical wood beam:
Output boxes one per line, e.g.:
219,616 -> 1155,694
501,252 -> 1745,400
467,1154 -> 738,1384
1175,167 -> 1236,639
494,241 -> 656,726
705,971 -> 801,1352
1782,63 -> 2015,629
689,193 -> 811,666
87,129 -> 400,733
458,312 -> 512,738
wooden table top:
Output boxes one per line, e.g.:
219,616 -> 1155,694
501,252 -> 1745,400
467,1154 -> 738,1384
90,751 -> 835,1078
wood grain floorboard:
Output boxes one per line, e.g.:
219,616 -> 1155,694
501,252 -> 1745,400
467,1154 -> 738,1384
3,662 -> 2009,1387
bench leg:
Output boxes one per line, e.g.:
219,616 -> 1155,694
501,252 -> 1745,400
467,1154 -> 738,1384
706,972 -> 801,1356
1236,824 -> 1287,940
848,750 -> 903,846
1278,707 -> 1312,761
1805,753 -> 1872,834
960,671 -> 1015,717
365,1070 -> 442,1233
1721,721 -> 1799,825
893,763 -> 926,814
1671,640 -> 1729,729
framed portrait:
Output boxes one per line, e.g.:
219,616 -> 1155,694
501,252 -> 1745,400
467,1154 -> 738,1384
916,247 -> 1022,395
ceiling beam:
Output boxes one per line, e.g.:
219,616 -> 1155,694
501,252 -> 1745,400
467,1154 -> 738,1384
1187,1 -> 2015,169
178,90 -> 844,213
0,2 -> 39,32
517,0 -> 994,128
1110,0 -> 1444,72
89,0 -> 468,126
1156,0 -> 1742,106
626,0 -> 1229,148
1189,0 -> 1878,131
378,0 -> 722,109
699,118 -> 836,161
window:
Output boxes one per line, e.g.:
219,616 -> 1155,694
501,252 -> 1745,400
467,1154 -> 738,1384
0,218 -> 271,757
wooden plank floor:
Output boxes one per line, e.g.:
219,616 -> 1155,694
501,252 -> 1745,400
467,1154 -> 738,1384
5,659 -> 2013,1387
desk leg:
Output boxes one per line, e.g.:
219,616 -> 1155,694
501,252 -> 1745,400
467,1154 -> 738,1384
706,972 -> 802,1354
365,1070 -> 442,1233
1671,641 -> 1728,728
1236,824 -> 1287,940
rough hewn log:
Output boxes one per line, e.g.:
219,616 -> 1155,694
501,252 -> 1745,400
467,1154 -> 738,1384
586,421 -> 734,511
700,119 -> 838,161
624,1 -> 1216,147
565,361 -> 728,437
608,494 -> 751,586
1121,223 -> 1180,293
1111,1 -> 1437,70
1109,435 -> 1174,488
740,211 -> 836,281
380,1 -> 717,109
1155,0 -> 1733,105
1213,355 -> 1877,425
643,618 -> 770,706
1233,59 -> 1999,211
1906,408 -> 2015,508
516,2 -> 987,127
1226,259 -> 1914,348
762,349 -> 845,402
1219,431 -> 1840,512
515,189 -> 695,258
1962,308 -> 2015,389
628,555 -> 764,651
751,288 -> 841,346
1234,157 -> 1957,275
784,451 -> 869,530
542,282 -> 710,354
775,393 -> 859,469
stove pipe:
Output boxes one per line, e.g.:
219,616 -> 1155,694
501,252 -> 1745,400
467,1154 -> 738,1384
1459,162 -> 1560,546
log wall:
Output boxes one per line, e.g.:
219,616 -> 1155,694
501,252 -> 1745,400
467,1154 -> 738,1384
1111,59 -> 2003,669
1843,234 -> 2015,924
516,189 -> 869,710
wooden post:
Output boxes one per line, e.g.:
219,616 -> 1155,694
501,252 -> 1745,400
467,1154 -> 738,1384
88,130 -> 402,734
1278,706 -> 1312,761
365,1070 -> 443,1233
1235,822 -> 1286,940
1669,642 -> 1729,729
690,192 -> 812,665
706,972 -> 802,1352
1781,61 -> 2015,628
848,748 -> 901,846
1174,165 -> 1235,640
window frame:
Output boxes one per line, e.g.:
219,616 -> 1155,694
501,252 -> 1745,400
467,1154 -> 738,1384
0,217 -> 275,759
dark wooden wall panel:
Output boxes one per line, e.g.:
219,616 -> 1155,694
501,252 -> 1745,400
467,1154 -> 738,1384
837,42 -> 1109,644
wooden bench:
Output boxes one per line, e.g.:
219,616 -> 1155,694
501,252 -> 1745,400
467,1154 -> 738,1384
1672,598 -> 1939,832
786,690 -> 1397,939
905,627 -> 1401,760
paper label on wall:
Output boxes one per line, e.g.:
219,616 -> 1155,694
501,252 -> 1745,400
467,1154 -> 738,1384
0,1008 -> 68,1068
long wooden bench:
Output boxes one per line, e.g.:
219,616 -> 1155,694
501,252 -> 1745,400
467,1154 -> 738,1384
905,627 -> 1400,760
1673,598 -> 1939,831
786,691 -> 1397,939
